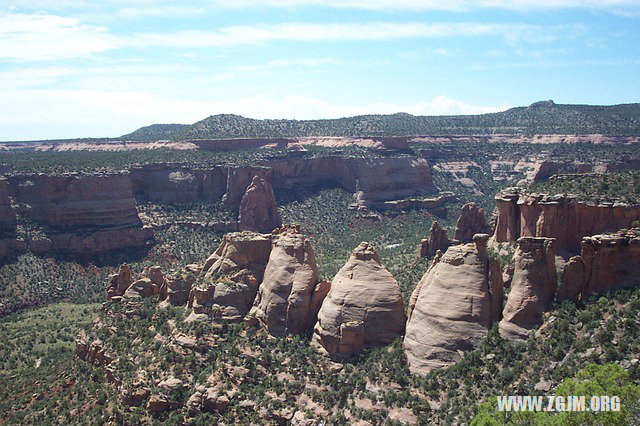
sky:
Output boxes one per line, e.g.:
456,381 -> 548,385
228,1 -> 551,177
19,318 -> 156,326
1,1 -> 639,140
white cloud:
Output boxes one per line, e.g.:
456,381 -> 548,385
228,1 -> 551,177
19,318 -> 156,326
0,89 -> 509,140
0,13 -> 116,61
0,11 -> 582,62
124,22 -> 582,49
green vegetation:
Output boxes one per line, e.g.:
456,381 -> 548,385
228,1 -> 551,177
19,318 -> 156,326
277,183 -> 436,301
176,102 -> 640,140
472,363 -> 640,425
530,171 -> 640,205
120,123 -> 189,141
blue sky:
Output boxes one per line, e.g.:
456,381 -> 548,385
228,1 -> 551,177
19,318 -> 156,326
1,0 -> 639,140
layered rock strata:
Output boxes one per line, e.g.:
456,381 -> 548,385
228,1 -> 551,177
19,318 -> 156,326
238,176 -> 282,233
249,226 -> 320,335
312,242 -> 406,360
558,228 -> 640,302
404,234 -> 503,375
493,188 -> 640,252
499,237 -> 557,340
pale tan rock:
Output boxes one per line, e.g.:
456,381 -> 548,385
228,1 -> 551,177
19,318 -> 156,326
499,237 -> 557,340
188,231 -> 272,321
106,264 -> 132,300
202,231 -> 272,280
202,388 -> 229,414
312,242 -> 406,360
162,268 -> 197,306
250,225 -> 319,335
454,202 -> 491,243
147,395 -> 171,413
121,387 -> 151,407
123,277 -> 159,299
404,234 -> 503,375
419,221 -> 450,258
187,270 -> 260,322
238,175 -> 282,233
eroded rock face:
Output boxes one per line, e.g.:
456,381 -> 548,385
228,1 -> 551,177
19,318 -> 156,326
312,242 -> 406,360
419,221 -> 451,258
249,226 -> 319,336
188,231 -> 272,322
493,188 -> 640,252
454,202 -> 491,243
162,268 -> 198,306
8,173 -> 141,228
238,175 -> 282,233
499,237 -> 557,340
106,264 -> 132,300
0,178 -> 16,236
225,166 -> 272,210
130,164 -> 227,203
202,231 -> 272,280
188,271 -> 260,322
559,229 -> 640,302
404,234 -> 503,375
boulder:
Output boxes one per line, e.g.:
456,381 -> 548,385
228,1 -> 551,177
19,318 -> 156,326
202,389 -> 229,414
122,387 -> 151,407
404,234 -> 503,375
106,264 -> 132,300
454,202 -> 491,243
124,277 -> 159,299
312,242 -> 406,360
238,175 -> 282,233
249,225 -> 319,336
147,395 -> 172,413
499,237 -> 557,340
162,268 -> 197,306
419,221 -> 451,258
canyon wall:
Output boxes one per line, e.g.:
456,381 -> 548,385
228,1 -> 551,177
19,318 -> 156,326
8,173 -> 141,229
559,229 -> 640,302
262,156 -> 436,207
130,164 -> 227,203
493,188 -> 640,253
0,178 -> 17,259
6,173 -> 151,255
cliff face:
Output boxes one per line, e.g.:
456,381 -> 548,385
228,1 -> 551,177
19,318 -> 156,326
6,173 -> 152,255
0,178 -> 17,259
0,178 -> 16,236
559,229 -> 640,302
8,173 -> 141,229
499,237 -> 557,340
130,164 -> 227,203
493,189 -> 640,253
404,234 -> 503,375
263,156 -> 436,208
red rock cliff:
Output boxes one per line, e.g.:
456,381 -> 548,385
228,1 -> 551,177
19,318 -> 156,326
493,188 -> 640,253
8,173 -> 141,228
559,228 -> 640,302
